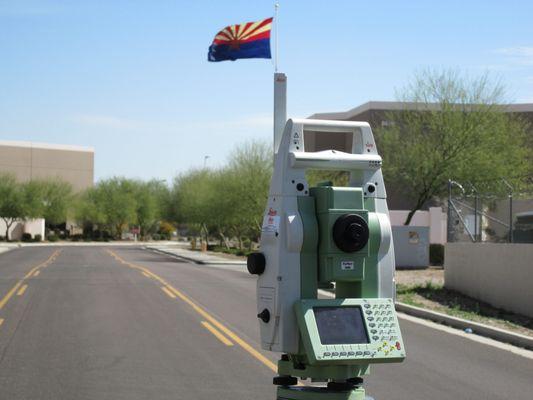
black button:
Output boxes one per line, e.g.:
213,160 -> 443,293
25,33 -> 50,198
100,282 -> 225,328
364,304 -> 371,308
331,352 -> 339,356
364,351 -> 371,355
367,317 -> 374,321
340,352 -> 347,356
356,351 -> 363,356
324,352 -> 331,357
372,336 -> 379,340
257,309 -> 270,323
247,253 -> 266,275
369,323 -> 376,327
371,329 -> 377,334
348,351 -> 355,356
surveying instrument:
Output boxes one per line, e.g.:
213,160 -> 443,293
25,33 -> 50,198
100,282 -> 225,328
247,74 -> 405,400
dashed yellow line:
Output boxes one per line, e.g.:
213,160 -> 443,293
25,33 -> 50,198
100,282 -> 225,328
16,284 -> 28,296
33,270 -> 40,277
142,271 -> 151,278
0,318 -> 4,327
107,250 -> 277,372
201,321 -> 234,346
0,250 -> 60,311
161,286 -> 176,299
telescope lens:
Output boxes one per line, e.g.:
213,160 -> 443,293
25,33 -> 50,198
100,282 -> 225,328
333,214 -> 369,252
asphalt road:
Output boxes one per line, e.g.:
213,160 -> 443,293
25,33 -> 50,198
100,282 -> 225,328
0,246 -> 531,400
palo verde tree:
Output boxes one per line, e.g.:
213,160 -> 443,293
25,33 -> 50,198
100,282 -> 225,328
378,69 -> 532,225
0,174 -> 25,240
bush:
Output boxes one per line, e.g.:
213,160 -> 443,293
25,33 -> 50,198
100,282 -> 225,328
159,221 -> 175,235
34,234 -> 42,242
70,234 -> 83,242
47,234 -> 59,242
21,233 -> 33,242
152,233 -> 161,241
430,244 -> 444,266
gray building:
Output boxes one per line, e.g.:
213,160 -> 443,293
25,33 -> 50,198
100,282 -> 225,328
310,101 -> 533,211
0,140 -> 94,192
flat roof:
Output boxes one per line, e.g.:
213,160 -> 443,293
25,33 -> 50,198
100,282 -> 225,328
0,140 -> 94,153
310,101 -> 533,120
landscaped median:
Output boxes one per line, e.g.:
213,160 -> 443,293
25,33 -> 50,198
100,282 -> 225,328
395,268 -> 533,350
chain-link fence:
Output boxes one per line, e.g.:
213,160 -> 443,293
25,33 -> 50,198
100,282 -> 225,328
446,178 -> 533,243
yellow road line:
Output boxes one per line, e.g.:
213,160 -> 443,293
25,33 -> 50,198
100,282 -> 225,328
142,271 -> 151,278
201,321 -> 234,346
107,250 -> 277,372
161,286 -> 176,299
17,284 -> 28,296
33,270 -> 40,277
0,318 -> 4,327
0,250 -> 61,311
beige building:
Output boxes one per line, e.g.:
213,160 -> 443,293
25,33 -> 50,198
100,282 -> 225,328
0,140 -> 94,192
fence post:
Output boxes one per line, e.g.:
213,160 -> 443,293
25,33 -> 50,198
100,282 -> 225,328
509,192 -> 513,243
447,180 -> 453,243
474,194 -> 479,242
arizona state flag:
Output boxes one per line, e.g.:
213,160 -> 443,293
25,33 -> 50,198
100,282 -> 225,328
208,17 -> 272,62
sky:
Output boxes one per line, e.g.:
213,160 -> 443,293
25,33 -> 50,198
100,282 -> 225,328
1,0 -> 533,182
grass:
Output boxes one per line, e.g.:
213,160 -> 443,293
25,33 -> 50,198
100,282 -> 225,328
396,281 -> 533,336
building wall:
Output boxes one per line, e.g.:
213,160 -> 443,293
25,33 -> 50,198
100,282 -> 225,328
390,207 -> 446,244
445,243 -> 533,318
0,141 -> 94,192
0,219 -> 45,241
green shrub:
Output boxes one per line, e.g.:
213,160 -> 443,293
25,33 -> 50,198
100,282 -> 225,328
430,244 -> 444,266
47,234 -> 59,242
70,234 -> 83,242
34,234 -> 42,242
21,233 -> 33,242
152,233 -> 161,241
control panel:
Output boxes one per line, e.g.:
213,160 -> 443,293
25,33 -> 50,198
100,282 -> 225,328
294,298 -> 405,365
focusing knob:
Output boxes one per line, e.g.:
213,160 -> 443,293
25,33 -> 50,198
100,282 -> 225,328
273,376 -> 298,386
332,214 -> 369,253
247,252 -> 266,275
257,309 -> 270,323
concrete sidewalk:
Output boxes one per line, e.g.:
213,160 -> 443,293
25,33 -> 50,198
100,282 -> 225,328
146,243 -> 247,266
0,243 -> 20,255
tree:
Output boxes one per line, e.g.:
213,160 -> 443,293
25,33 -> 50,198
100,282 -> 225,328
0,174 -> 25,240
75,178 -> 137,238
132,179 -> 169,239
222,140 -> 272,248
170,140 -> 272,249
171,169 -> 216,244
378,69 -> 532,225
34,179 -> 73,225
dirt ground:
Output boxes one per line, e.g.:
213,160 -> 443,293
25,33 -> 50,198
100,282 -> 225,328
395,267 -> 444,287
395,267 -> 533,338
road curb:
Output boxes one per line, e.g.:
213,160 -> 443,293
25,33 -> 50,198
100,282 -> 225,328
146,247 -> 246,266
395,302 -> 533,350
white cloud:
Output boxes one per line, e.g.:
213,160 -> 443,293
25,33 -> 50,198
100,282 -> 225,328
493,46 -> 533,66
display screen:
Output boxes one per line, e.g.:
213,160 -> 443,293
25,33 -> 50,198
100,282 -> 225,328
313,306 -> 369,345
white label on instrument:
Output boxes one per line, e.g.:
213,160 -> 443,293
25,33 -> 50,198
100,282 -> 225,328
262,215 -> 280,233
341,261 -> 354,270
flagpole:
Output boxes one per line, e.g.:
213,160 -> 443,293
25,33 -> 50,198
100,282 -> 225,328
273,2 -> 286,155
274,2 -> 279,72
